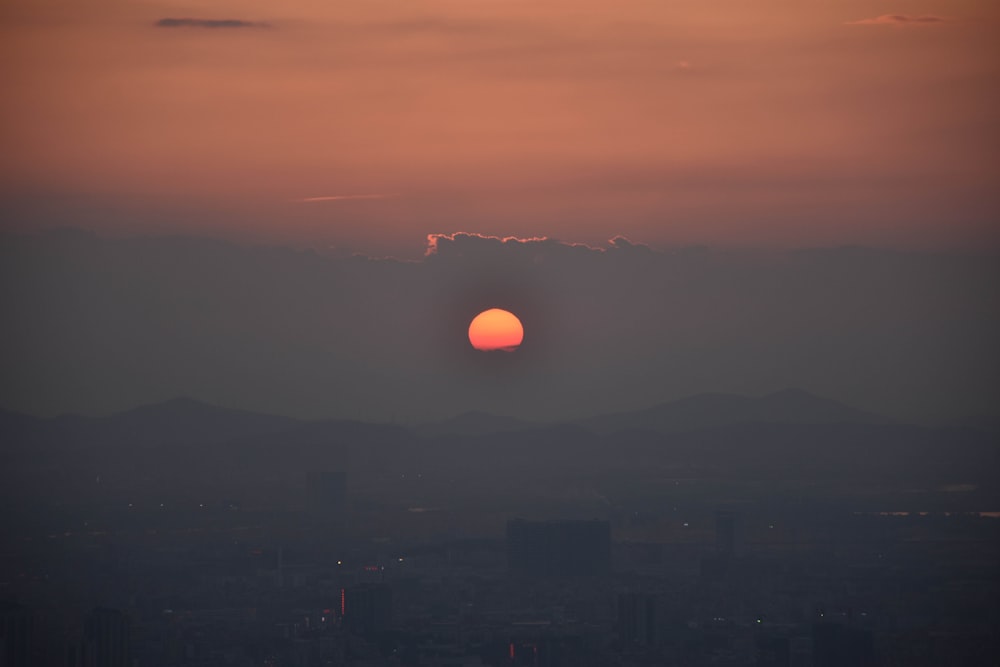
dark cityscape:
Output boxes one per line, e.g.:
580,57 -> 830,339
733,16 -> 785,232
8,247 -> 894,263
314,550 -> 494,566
2,0 -> 999,664
2,390 -> 998,666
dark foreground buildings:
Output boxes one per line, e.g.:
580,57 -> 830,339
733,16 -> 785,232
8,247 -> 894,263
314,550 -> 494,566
617,592 -> 656,650
83,608 -> 130,667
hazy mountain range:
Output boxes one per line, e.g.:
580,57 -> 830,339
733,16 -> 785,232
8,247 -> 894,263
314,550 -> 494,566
1,388 -> 898,444
2,389 -> 997,529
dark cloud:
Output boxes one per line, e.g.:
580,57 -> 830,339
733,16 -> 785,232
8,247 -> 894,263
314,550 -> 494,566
155,18 -> 270,30
846,14 -> 950,26
424,233 -> 612,258
424,233 -> 660,262
1,231 -> 996,424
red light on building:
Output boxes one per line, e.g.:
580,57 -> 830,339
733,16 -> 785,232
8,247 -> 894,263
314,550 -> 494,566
340,588 -> 346,616
509,642 -> 515,660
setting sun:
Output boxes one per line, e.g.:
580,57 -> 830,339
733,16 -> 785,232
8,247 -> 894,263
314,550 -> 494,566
468,309 -> 524,352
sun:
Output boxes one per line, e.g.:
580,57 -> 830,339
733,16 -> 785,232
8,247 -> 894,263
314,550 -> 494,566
468,309 -> 524,352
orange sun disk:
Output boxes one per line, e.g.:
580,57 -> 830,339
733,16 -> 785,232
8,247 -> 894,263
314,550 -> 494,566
468,309 -> 524,352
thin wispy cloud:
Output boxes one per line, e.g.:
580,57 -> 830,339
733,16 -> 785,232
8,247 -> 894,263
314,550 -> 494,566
296,194 -> 400,203
155,18 -> 271,29
845,14 -> 950,26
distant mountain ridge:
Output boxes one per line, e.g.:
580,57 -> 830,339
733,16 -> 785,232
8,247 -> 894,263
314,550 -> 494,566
575,389 -> 889,435
0,389 -> 899,446
2,393 -> 997,516
415,411 -> 538,437
0,397 -> 300,449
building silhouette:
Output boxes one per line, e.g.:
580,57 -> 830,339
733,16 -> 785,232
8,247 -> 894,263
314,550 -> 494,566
83,608 -> 130,667
342,583 -> 392,635
716,509 -> 743,559
0,601 -> 33,667
812,623 -> 874,667
506,519 -> 611,578
306,471 -> 347,513
617,592 -> 656,650
756,633 -> 791,667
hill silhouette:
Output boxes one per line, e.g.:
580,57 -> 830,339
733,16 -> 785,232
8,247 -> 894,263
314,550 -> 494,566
0,397 -> 299,451
576,388 -> 889,435
415,410 -> 538,437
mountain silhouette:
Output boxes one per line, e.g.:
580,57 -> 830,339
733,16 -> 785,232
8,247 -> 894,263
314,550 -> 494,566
0,397 -> 300,450
577,388 -> 889,435
2,395 -> 998,517
415,410 -> 538,437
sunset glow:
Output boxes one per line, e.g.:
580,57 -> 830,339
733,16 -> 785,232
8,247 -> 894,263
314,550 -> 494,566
1,0 -> 996,252
468,309 -> 524,352
2,2 -> 998,661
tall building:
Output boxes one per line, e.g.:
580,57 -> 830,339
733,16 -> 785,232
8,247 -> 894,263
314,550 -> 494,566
342,584 -> 392,634
83,608 -> 130,667
756,634 -> 791,667
506,519 -> 611,577
306,471 -> 347,513
0,601 -> 33,667
812,623 -> 874,667
716,509 -> 743,559
617,592 -> 656,649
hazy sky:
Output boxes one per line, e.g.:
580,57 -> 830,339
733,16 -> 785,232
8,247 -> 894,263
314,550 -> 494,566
2,0 -> 998,254
2,230 -> 997,422
2,2 -> 997,422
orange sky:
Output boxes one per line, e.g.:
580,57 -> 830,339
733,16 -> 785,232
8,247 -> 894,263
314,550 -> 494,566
1,0 -> 997,254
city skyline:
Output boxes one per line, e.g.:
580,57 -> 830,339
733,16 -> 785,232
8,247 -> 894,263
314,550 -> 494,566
1,2 -> 998,664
